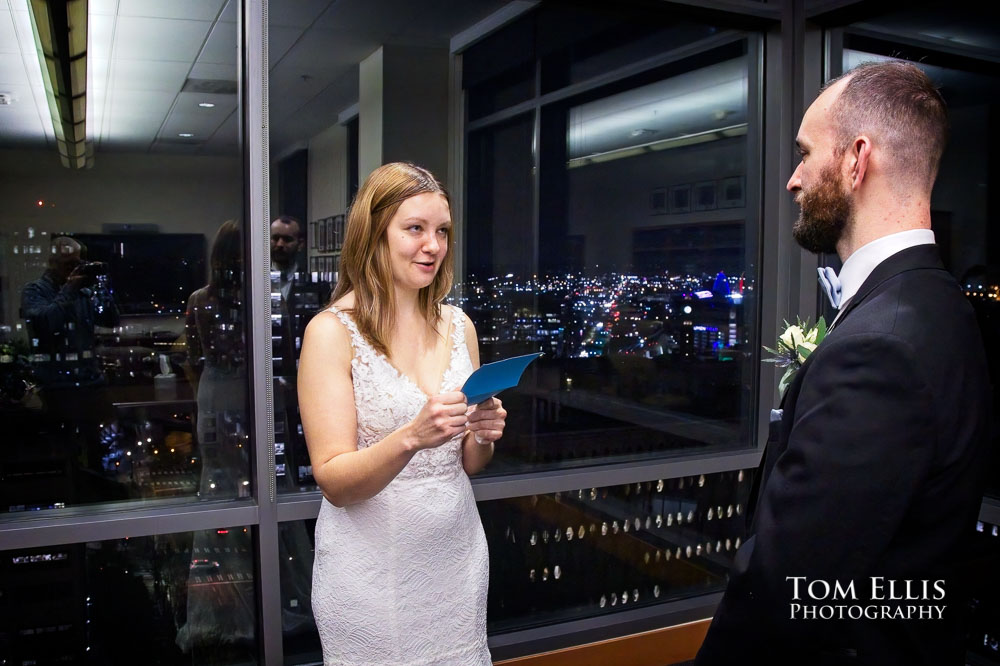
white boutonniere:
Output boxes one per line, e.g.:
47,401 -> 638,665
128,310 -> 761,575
763,316 -> 827,398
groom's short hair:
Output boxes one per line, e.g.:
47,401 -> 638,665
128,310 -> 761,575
823,61 -> 948,191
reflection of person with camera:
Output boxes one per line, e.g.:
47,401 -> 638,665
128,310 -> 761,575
20,235 -> 120,477
270,215 -> 330,490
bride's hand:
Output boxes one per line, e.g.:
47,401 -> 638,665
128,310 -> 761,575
405,391 -> 469,450
466,397 -> 506,445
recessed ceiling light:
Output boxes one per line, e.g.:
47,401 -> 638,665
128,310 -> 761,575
198,102 -> 215,108
178,133 -> 194,138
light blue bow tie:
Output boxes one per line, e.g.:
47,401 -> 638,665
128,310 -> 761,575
817,266 -> 842,309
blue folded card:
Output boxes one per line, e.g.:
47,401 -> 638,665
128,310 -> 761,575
462,353 -> 542,405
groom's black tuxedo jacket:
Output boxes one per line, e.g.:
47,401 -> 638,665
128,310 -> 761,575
696,244 -> 991,666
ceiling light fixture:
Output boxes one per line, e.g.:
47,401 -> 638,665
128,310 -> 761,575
27,0 -> 93,169
178,133 -> 194,138
198,102 -> 215,108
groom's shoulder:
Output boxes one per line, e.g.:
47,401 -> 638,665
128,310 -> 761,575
843,266 -> 983,366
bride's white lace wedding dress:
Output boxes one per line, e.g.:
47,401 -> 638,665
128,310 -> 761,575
312,305 -> 491,666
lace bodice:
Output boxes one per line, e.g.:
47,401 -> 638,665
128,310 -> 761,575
329,304 -> 474,480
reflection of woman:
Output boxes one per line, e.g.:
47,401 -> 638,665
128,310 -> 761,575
177,220 -> 253,651
299,163 -> 506,664
184,219 -> 248,497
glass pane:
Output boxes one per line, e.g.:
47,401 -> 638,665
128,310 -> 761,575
536,4 -> 724,94
0,526 -> 257,664
463,41 -> 757,475
480,469 -> 752,633
463,12 -> 536,121
969,520 -> 1000,662
279,520 -> 321,665
266,0 -> 513,493
840,37 -> 1000,497
0,0 -> 248,513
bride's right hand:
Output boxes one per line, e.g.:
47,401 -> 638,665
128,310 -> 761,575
405,391 -> 469,450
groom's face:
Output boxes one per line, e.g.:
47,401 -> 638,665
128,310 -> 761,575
787,83 -> 853,254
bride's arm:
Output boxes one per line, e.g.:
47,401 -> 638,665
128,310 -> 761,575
299,311 -> 468,506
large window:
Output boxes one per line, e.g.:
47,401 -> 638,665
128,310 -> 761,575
464,11 -> 760,476
0,527 -> 257,663
0,1 -> 247,513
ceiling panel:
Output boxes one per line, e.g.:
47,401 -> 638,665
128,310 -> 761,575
12,10 -> 38,55
158,91 -> 236,139
271,69 -> 355,142
219,0 -> 237,24
103,59 -> 192,93
277,28 -> 373,75
269,0 -> 334,29
197,19 -> 238,65
105,114 -> 165,145
89,14 -> 115,60
268,25 -> 305,65
201,109 -> 238,153
314,0 -> 406,35
118,0 -> 227,22
90,0 -> 122,16
0,83 -> 46,139
0,52 -> 30,87
113,16 -> 213,62
0,9 -> 19,55
189,62 -> 238,81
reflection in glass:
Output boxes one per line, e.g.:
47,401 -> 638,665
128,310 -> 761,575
480,469 -> 752,633
0,527 -> 257,664
0,0 -> 246,512
185,221 -> 250,500
840,39 -> 1000,495
969,521 -> 1000,662
465,35 -> 756,475
280,520 -> 320,665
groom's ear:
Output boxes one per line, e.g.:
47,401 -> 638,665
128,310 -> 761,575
847,135 -> 872,190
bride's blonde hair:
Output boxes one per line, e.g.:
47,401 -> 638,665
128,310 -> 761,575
331,162 -> 453,358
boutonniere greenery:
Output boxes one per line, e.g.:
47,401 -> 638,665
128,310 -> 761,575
764,317 -> 827,398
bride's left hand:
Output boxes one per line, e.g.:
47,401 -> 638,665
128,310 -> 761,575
466,397 -> 506,445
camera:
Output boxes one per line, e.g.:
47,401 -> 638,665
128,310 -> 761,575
76,261 -> 108,278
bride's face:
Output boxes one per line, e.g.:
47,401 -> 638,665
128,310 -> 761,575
384,192 -> 451,293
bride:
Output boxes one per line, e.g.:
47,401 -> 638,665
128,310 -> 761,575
298,162 -> 506,665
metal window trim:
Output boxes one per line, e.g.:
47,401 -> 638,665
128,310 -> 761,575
466,31 -> 751,133
450,0 -> 539,55
277,494 -> 323,523
471,449 -> 761,502
839,26 -> 1000,69
273,449 -> 762,523
745,31 -> 766,451
246,0 -> 282,663
488,591 -> 722,661
0,501 -> 259,550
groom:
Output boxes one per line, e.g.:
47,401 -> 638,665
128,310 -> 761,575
696,62 -> 990,665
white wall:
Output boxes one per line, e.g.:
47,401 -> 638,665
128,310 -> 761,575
0,148 -> 242,331
307,123 -> 348,221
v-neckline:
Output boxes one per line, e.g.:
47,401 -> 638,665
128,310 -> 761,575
378,307 -> 457,399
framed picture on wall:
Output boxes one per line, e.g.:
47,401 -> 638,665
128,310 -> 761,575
694,181 -> 717,211
669,184 -> 691,214
650,187 -> 667,215
719,176 -> 745,208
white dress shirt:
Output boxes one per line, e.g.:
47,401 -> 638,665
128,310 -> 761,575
837,229 -> 936,306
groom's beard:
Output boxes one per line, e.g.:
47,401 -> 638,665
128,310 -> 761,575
792,164 -> 851,254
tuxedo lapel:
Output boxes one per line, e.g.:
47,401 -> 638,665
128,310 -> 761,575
827,244 -> 945,332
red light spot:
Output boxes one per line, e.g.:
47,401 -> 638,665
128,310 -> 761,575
36,200 -> 44,207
